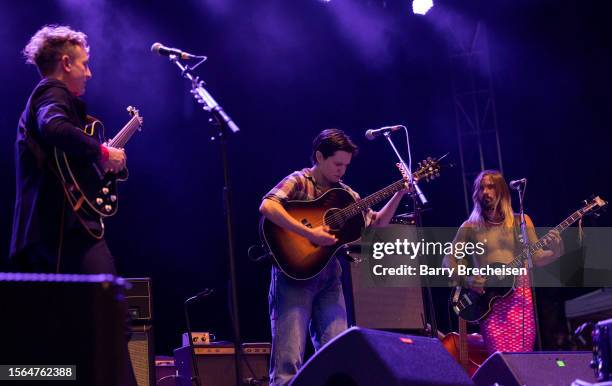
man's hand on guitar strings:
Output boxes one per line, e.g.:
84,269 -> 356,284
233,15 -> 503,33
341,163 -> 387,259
308,225 -> 338,246
395,162 -> 417,195
541,229 -> 563,256
103,146 -> 127,173
466,275 -> 486,295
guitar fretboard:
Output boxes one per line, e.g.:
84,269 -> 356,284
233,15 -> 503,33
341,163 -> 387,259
338,179 -> 406,220
108,115 -> 141,148
494,204 -> 596,275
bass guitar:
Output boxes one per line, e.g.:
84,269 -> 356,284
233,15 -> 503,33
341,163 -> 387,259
260,157 -> 442,280
54,106 -> 143,236
451,195 -> 607,322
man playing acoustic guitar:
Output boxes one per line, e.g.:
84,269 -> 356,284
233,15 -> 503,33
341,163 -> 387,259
443,170 -> 563,354
260,128 -> 409,385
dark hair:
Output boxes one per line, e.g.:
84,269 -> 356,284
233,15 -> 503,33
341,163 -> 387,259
311,129 -> 358,165
23,25 -> 89,76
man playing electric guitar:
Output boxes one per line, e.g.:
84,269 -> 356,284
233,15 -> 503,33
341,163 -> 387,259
442,170 -> 563,354
10,25 -> 135,385
11,25 -> 127,274
259,128 -> 410,386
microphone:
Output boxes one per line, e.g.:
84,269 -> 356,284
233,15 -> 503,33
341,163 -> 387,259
150,42 -> 205,60
365,125 -> 403,140
509,178 -> 527,190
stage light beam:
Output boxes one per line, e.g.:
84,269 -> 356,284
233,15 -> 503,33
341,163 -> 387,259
412,0 -> 433,15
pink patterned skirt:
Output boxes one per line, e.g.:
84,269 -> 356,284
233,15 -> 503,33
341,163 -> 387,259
479,274 -> 536,354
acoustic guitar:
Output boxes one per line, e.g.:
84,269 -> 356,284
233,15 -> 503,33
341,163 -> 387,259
260,158 -> 442,280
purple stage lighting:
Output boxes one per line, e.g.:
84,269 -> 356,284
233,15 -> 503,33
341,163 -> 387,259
412,0 -> 433,15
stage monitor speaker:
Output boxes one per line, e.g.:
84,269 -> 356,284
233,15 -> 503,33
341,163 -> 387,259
472,351 -> 597,386
290,327 -> 474,386
0,272 -> 129,386
174,342 -> 270,386
128,324 -> 155,386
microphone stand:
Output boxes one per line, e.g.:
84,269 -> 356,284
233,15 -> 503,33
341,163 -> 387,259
184,290 -> 213,386
168,55 -> 244,385
515,181 -> 542,351
381,131 -> 438,337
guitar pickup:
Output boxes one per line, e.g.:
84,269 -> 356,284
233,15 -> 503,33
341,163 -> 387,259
461,294 -> 473,305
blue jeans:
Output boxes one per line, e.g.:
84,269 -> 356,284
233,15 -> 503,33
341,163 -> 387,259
268,258 -> 347,386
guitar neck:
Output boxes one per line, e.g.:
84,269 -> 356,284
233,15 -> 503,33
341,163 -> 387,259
505,206 -> 590,271
338,179 -> 406,221
458,317 -> 468,365
108,115 -> 140,148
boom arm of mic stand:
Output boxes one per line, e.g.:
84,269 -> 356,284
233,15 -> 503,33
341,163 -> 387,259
382,132 -> 427,206
169,55 -> 240,133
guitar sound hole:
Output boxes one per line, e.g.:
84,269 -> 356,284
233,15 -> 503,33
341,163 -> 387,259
324,209 -> 343,231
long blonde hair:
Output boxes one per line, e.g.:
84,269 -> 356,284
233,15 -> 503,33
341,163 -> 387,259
467,170 -> 514,228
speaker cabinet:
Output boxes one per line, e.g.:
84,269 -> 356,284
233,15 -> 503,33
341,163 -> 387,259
346,225 -> 426,330
0,272 -> 130,386
128,324 -> 155,386
125,277 -> 155,386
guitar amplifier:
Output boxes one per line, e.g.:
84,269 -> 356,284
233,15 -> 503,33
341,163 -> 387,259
155,356 -> 177,386
125,278 -> 154,386
346,224 -> 426,330
174,342 -> 270,386
128,324 -> 155,386
125,277 -> 152,323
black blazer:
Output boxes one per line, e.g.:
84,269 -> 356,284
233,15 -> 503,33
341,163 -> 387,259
10,78 -> 103,263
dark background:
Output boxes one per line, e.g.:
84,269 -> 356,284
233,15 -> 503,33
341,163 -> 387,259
1,0 -> 610,355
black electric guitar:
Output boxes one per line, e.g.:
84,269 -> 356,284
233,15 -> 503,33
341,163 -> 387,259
451,196 -> 607,322
260,157 -> 442,280
54,106 -> 143,235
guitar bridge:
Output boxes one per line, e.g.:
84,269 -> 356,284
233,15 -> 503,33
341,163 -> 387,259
301,219 -> 312,228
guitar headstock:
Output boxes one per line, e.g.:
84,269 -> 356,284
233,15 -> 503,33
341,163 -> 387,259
398,157 -> 441,183
127,106 -> 144,130
416,157 -> 441,182
583,196 -> 607,215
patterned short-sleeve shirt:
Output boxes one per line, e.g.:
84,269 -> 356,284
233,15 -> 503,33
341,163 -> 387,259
263,168 -> 374,225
